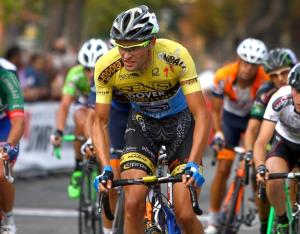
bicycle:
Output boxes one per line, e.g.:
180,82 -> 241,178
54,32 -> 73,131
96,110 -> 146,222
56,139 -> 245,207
0,149 -> 15,230
52,134 -> 103,234
98,172 -> 202,234
217,147 -> 256,234
259,172 -> 300,234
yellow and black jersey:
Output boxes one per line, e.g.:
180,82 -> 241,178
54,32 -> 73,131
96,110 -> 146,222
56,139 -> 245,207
94,38 -> 201,118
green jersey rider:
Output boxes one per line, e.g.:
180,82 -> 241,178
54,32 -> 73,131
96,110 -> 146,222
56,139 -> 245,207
50,38 -> 108,198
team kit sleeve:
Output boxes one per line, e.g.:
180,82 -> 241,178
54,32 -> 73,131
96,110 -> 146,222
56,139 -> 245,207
211,69 -> 225,98
249,89 -> 267,120
1,71 -> 24,118
178,47 -> 202,95
62,69 -> 78,96
263,90 -> 281,123
94,58 -> 113,105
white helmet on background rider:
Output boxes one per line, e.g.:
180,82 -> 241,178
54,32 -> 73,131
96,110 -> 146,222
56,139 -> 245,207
236,38 -> 268,64
78,38 -> 108,68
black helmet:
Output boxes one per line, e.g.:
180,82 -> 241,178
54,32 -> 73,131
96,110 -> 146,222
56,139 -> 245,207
110,5 -> 159,41
263,48 -> 298,73
288,63 -> 300,90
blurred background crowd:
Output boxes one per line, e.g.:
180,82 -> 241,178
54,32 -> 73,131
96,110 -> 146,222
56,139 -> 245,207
1,0 -> 300,102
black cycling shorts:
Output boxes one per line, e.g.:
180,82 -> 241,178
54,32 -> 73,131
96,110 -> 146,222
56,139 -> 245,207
267,131 -> 300,170
120,108 -> 194,175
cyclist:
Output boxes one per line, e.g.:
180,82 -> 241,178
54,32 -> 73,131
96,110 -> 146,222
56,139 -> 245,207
244,48 -> 297,233
81,69 -> 130,234
205,38 -> 269,234
92,5 -> 210,234
254,63 -> 300,234
50,38 -> 108,199
0,58 -> 25,234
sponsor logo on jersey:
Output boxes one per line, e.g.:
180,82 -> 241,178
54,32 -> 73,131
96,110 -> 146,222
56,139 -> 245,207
152,68 -> 159,77
158,52 -> 187,73
164,66 -> 169,77
97,59 -> 123,84
272,94 -> 292,111
139,103 -> 170,113
119,81 -> 173,93
114,80 -> 180,102
180,78 -> 198,86
97,90 -> 110,96
122,162 -> 147,171
119,72 -> 139,79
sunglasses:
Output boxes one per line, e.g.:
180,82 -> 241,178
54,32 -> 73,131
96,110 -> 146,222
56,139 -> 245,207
269,68 -> 290,79
115,40 -> 151,52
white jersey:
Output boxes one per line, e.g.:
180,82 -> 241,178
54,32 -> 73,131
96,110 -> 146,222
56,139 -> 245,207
264,85 -> 300,144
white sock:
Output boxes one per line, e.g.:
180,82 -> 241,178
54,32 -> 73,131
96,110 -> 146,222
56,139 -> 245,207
3,211 -> 15,225
208,210 -> 219,226
103,227 -> 113,234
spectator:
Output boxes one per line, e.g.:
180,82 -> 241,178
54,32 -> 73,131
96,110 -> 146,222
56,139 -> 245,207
22,53 -> 49,101
48,37 -> 77,100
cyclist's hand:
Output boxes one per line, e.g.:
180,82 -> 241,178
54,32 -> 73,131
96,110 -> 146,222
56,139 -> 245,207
182,162 -> 205,187
210,131 -> 225,152
244,150 -> 253,165
93,166 -> 114,192
256,164 -> 269,184
80,138 -> 95,158
50,129 -> 63,147
0,143 -> 19,161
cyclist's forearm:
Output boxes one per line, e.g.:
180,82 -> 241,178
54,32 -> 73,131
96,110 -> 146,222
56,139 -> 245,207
83,109 -> 95,138
253,139 -> 267,167
244,120 -> 260,151
211,109 -> 222,132
7,116 -> 25,146
189,110 -> 211,163
92,118 -> 110,166
56,103 -> 70,131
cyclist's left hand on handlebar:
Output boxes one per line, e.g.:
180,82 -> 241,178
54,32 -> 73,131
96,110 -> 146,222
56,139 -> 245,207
50,129 -> 63,147
0,143 -> 19,161
256,164 -> 269,184
93,166 -> 114,192
80,138 -> 95,158
244,150 -> 253,165
182,162 -> 205,187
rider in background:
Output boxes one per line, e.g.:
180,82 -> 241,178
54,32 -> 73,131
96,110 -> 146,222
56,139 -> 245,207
93,5 -> 210,234
50,39 -> 108,199
205,38 -> 269,234
254,63 -> 300,234
81,40 -> 131,234
0,58 -> 25,234
244,48 -> 297,234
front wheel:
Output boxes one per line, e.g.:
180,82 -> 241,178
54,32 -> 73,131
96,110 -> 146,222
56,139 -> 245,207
79,167 -> 103,234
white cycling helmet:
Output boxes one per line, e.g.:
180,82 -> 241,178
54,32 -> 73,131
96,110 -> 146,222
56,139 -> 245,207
78,38 -> 108,68
236,38 -> 268,64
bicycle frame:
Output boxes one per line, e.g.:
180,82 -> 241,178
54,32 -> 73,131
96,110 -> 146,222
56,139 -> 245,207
99,175 -> 202,234
218,147 -> 253,234
265,172 -> 300,234
79,156 -> 102,234
3,159 -> 14,183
